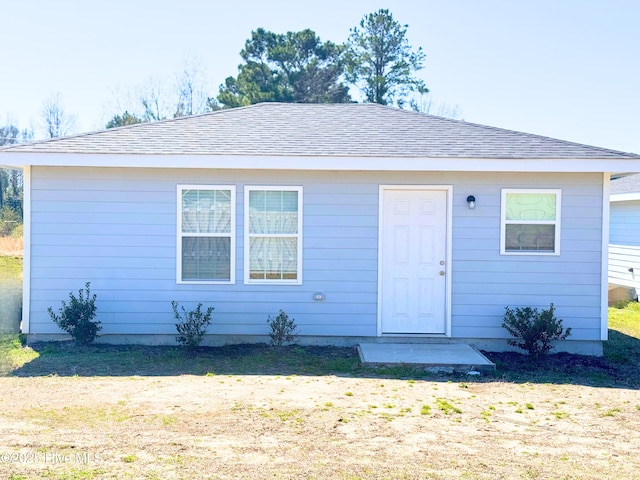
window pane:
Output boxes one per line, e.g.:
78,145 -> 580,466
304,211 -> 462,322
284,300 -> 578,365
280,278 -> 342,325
182,189 -> 231,234
281,191 -> 299,234
506,193 -> 556,221
249,190 -> 298,234
249,237 -> 298,280
182,237 -> 231,281
505,224 -> 555,251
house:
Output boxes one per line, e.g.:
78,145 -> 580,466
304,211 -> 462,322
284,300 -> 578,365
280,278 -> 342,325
2,103 -> 639,355
608,174 -> 640,301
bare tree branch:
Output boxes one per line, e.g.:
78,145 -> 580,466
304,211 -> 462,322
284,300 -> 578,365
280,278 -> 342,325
41,93 -> 77,138
174,55 -> 210,117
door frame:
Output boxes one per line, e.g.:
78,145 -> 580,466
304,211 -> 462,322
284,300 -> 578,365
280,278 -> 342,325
377,185 -> 453,337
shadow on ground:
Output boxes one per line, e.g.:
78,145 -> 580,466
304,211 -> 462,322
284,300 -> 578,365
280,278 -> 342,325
5,338 -> 639,389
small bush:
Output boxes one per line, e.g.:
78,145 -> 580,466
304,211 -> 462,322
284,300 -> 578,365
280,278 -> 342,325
267,310 -> 298,346
611,299 -> 631,309
0,206 -> 21,237
502,303 -> 571,358
47,282 -> 100,345
172,301 -> 213,348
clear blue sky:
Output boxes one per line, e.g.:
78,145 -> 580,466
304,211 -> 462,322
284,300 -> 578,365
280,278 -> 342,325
1,0 -> 638,153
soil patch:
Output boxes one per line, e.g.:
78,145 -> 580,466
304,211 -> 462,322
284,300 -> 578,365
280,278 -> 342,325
1,343 -> 639,479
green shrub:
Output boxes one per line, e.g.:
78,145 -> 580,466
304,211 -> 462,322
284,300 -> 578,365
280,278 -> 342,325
0,206 -> 21,236
47,282 -> 100,345
611,299 -> 631,309
267,310 -> 299,346
172,301 -> 213,348
502,303 -> 571,358
10,223 -> 23,238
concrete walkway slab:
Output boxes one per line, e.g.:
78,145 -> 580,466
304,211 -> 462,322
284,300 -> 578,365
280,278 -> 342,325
357,343 -> 495,373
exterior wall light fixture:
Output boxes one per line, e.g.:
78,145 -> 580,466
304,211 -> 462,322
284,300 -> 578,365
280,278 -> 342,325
466,195 -> 476,209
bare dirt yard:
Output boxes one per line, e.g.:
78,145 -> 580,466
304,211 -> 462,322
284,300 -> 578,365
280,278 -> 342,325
1,350 -> 639,480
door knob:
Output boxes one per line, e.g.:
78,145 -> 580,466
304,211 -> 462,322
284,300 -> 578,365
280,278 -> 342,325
439,271 -> 445,276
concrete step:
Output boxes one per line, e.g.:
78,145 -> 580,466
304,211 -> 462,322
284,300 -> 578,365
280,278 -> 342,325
357,343 -> 495,373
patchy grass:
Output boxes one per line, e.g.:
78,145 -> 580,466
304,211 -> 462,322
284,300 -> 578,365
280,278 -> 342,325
0,255 -> 22,278
0,255 -> 22,335
0,335 -> 38,375
0,306 -> 638,479
5,341 -> 362,378
0,301 -> 637,387
606,301 -> 640,365
481,302 -> 640,388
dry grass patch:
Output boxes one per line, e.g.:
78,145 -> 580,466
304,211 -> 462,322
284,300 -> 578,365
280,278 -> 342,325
0,302 -> 638,478
0,236 -> 22,257
0,375 -> 639,479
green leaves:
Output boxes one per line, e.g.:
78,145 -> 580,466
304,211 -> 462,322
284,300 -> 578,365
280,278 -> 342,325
217,28 -> 351,107
502,303 -> 572,358
346,9 -> 427,107
172,301 -> 214,348
105,111 -> 143,129
267,310 -> 299,347
47,282 -> 100,345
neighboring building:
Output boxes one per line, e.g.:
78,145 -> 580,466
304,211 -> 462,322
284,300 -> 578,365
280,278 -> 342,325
2,103 -> 639,354
609,174 -> 640,299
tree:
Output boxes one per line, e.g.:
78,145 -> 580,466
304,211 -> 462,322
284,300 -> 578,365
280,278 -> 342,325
217,28 -> 351,108
0,120 -> 28,233
0,168 -> 7,210
0,124 -> 19,145
105,111 -> 143,129
137,77 -> 170,122
106,56 -> 214,125
174,56 -> 210,117
346,9 -> 428,107
41,93 -> 77,138
410,93 -> 464,120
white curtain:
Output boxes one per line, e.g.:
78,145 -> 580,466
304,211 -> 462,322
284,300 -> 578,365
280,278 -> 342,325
181,189 -> 232,281
248,190 -> 298,280
182,189 -> 231,234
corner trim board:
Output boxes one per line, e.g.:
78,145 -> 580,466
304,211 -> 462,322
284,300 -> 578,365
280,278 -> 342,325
21,165 -> 31,334
601,173 -> 610,341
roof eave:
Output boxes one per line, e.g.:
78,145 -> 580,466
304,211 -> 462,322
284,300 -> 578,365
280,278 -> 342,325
2,152 -> 640,173
611,193 -> 640,202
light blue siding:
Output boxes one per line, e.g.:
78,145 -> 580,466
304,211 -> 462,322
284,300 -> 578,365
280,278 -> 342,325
29,167 -> 604,342
450,172 -> 603,340
610,200 -> 640,246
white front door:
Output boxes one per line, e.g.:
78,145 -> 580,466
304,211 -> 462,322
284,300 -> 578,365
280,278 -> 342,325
380,188 -> 448,334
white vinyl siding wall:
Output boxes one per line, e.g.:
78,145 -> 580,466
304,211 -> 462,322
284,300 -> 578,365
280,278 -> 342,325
608,200 -> 640,290
28,167 -> 604,342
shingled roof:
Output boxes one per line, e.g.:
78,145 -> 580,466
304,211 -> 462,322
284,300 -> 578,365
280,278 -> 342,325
611,174 -> 640,194
1,102 -> 637,159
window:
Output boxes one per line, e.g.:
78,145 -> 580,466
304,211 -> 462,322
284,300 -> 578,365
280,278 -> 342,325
245,186 -> 303,284
177,185 -> 235,283
501,189 -> 561,255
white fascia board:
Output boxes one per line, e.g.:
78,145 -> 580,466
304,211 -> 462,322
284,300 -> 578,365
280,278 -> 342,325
610,193 -> 640,202
4,152 -> 640,173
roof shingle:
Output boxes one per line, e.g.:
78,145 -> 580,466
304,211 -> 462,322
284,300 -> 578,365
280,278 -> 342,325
1,103 -> 637,159
611,174 -> 640,194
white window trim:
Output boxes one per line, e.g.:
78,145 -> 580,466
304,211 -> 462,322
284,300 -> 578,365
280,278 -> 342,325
176,184 -> 236,284
500,188 -> 561,256
244,185 -> 303,285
